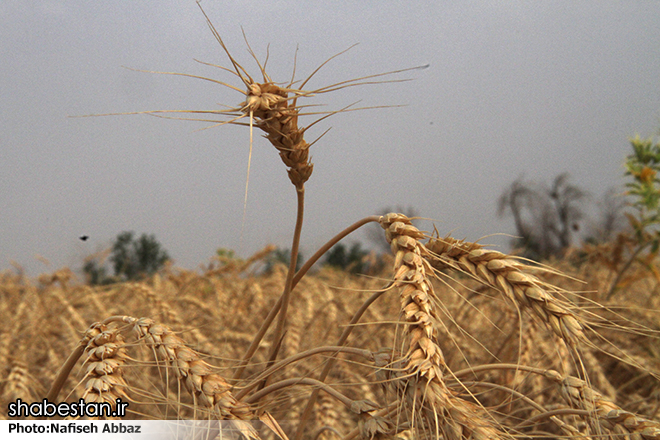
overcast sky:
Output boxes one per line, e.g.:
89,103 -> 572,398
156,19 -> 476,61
2,1 -> 660,276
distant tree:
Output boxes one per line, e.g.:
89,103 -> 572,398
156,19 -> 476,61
497,176 -> 538,252
216,248 -> 237,260
548,173 -> 586,249
498,173 -> 586,259
82,248 -> 114,286
324,242 -> 369,274
264,247 -> 303,273
109,231 -> 170,281
82,260 -> 109,285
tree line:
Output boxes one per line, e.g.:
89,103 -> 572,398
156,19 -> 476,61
83,133 -> 660,285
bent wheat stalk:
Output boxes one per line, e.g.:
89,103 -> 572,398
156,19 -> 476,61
76,2 -> 426,390
233,215 -> 381,384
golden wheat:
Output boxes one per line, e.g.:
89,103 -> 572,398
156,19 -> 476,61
79,322 -> 129,410
2,5 -> 658,440
426,234 -> 586,346
379,212 -> 509,440
554,372 -> 660,440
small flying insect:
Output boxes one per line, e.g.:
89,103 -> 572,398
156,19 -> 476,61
79,235 -> 89,241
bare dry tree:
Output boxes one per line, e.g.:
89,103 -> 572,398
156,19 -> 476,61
498,173 -> 586,259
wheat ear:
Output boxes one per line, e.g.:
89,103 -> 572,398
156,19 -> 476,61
80,322 -> 130,412
554,372 -> 660,440
426,235 -> 586,347
2,360 -> 39,403
125,317 -> 253,420
379,213 -> 509,440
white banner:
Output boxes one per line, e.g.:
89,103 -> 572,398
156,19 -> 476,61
2,420 -> 268,440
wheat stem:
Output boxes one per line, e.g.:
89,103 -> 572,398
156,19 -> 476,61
606,241 -> 650,300
235,346 -> 373,401
45,340 -> 87,402
292,283 -> 392,440
232,188 -> 305,385
234,213 -> 378,382
244,377 -> 355,409
271,187 -> 305,352
293,215 -> 380,286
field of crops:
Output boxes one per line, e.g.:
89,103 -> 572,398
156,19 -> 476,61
2,4 -> 659,439
1,231 -> 659,439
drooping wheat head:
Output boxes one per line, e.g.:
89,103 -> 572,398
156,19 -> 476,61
126,316 -> 254,420
553,371 -> 660,440
79,322 -> 130,414
426,235 -> 586,347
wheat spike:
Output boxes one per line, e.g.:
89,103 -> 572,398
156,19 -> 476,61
126,317 -> 254,420
426,235 -> 586,346
379,213 -> 509,440
2,360 -> 38,403
80,322 -> 130,414
551,372 -> 660,440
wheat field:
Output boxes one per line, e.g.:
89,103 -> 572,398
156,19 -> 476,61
2,4 -> 659,440
1,232 -> 659,439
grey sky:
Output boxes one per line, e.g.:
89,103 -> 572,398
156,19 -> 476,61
2,1 -> 660,276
